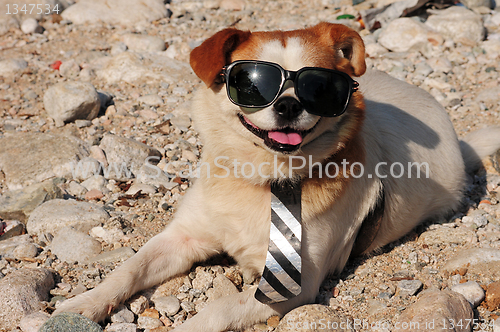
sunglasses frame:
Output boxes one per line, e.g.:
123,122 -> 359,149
219,60 -> 359,117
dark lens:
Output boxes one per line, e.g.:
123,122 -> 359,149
227,63 -> 282,107
296,70 -> 350,117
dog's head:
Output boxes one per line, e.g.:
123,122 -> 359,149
189,23 -> 366,180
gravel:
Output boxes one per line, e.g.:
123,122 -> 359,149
0,0 -> 500,331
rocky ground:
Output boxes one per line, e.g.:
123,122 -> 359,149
1,0 -> 500,331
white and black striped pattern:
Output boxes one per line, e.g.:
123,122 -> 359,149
255,182 -> 302,304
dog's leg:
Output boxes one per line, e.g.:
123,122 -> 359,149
54,186 -> 221,321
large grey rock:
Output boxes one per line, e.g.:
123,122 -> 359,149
378,18 -> 436,53
425,7 -> 485,44
99,134 -> 161,179
122,33 -> 166,52
275,304 -> 354,331
50,226 -> 102,263
0,179 -> 64,222
26,199 -> 109,237
0,58 -> 28,76
395,289 -> 473,331
0,132 -> 89,190
43,81 -> 101,127
61,0 -> 167,25
40,312 -> 102,332
0,268 -> 54,330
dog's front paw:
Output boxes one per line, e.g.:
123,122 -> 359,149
53,289 -> 116,322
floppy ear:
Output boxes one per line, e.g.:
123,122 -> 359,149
312,22 -> 366,77
190,28 -> 252,87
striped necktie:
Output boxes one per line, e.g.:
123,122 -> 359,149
255,181 -> 302,304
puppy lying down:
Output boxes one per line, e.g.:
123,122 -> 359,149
55,22 -> 500,331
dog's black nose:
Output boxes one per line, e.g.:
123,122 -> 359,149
274,97 -> 303,121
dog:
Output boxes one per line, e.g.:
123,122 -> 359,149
55,22 -> 500,331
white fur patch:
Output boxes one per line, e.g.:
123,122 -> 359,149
242,37 -> 320,131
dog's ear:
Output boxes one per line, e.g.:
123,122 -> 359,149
312,22 -> 366,77
190,28 -> 252,87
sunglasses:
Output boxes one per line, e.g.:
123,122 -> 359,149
220,60 -> 358,117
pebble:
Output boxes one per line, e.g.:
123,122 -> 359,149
125,183 -> 157,196
0,268 -> 54,330
59,59 -> 81,78
99,134 -> 162,179
39,312 -> 103,332
378,18 -> 432,53
122,34 -> 167,52
397,280 -> 423,297
13,242 -> 38,260
43,81 -> 101,127
192,268 -> 214,292
19,311 -> 50,332
443,248 -> 500,272
26,199 -> 109,237
107,323 -> 138,332
50,226 -> 102,263
81,175 -> 108,192
153,296 -> 181,317
206,274 -> 239,302
111,304 -> 135,324
0,178 -> 64,222
275,304 -> 354,331
85,189 -> 104,201
90,246 -> 135,264
170,114 -> 192,131
0,58 -> 28,76
21,18 -> 40,34
137,316 -> 163,329
425,7 -> 485,44
137,94 -> 164,106
129,295 -> 149,315
418,227 -> 477,246
394,289 -> 473,331
450,281 -> 485,308
61,0 -> 168,25
111,42 -> 128,56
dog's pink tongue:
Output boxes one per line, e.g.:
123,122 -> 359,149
268,131 -> 303,145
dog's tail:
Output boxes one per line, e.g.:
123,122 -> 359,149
460,126 -> 500,173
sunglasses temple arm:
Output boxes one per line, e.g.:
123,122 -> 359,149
352,81 -> 359,92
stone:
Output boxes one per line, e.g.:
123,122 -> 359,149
137,316 -> 163,329
90,246 -> 135,264
96,52 -> 194,85
137,94 -> 164,106
19,311 -> 50,332
43,81 -> 100,126
0,132 -> 90,190
425,7 -> 485,44
170,114 -> 191,131
135,164 -> 175,189
418,227 -> 476,246
107,323 -> 138,332
192,269 -> 214,292
394,289 -> 473,331
13,242 -> 38,260
397,280 -> 423,297
152,296 -> 180,316
111,304 -> 135,324
442,248 -> 500,272
81,175 -> 108,192
450,281 -> 485,308
50,226 -> 102,263
40,312 -> 102,332
99,134 -> 162,178
275,304 -> 354,331
460,0 -> 493,8
85,189 -> 104,201
67,181 -> 88,197
220,0 -> 246,10
122,34 -> 166,52
0,58 -> 28,76
126,183 -> 157,196
378,18 -> 435,53
365,43 -> 389,57
206,274 -> 239,302
61,0 -> 168,25
0,234 -> 31,259
476,87 -> 500,107
59,59 -> 80,78
90,226 -> 125,244
151,275 -> 190,298
0,220 -> 25,241
0,179 -> 64,222
129,295 -> 148,315
111,42 -> 128,56
21,18 -> 39,34
0,268 -> 54,330
485,281 -> 500,311
26,199 -> 109,237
